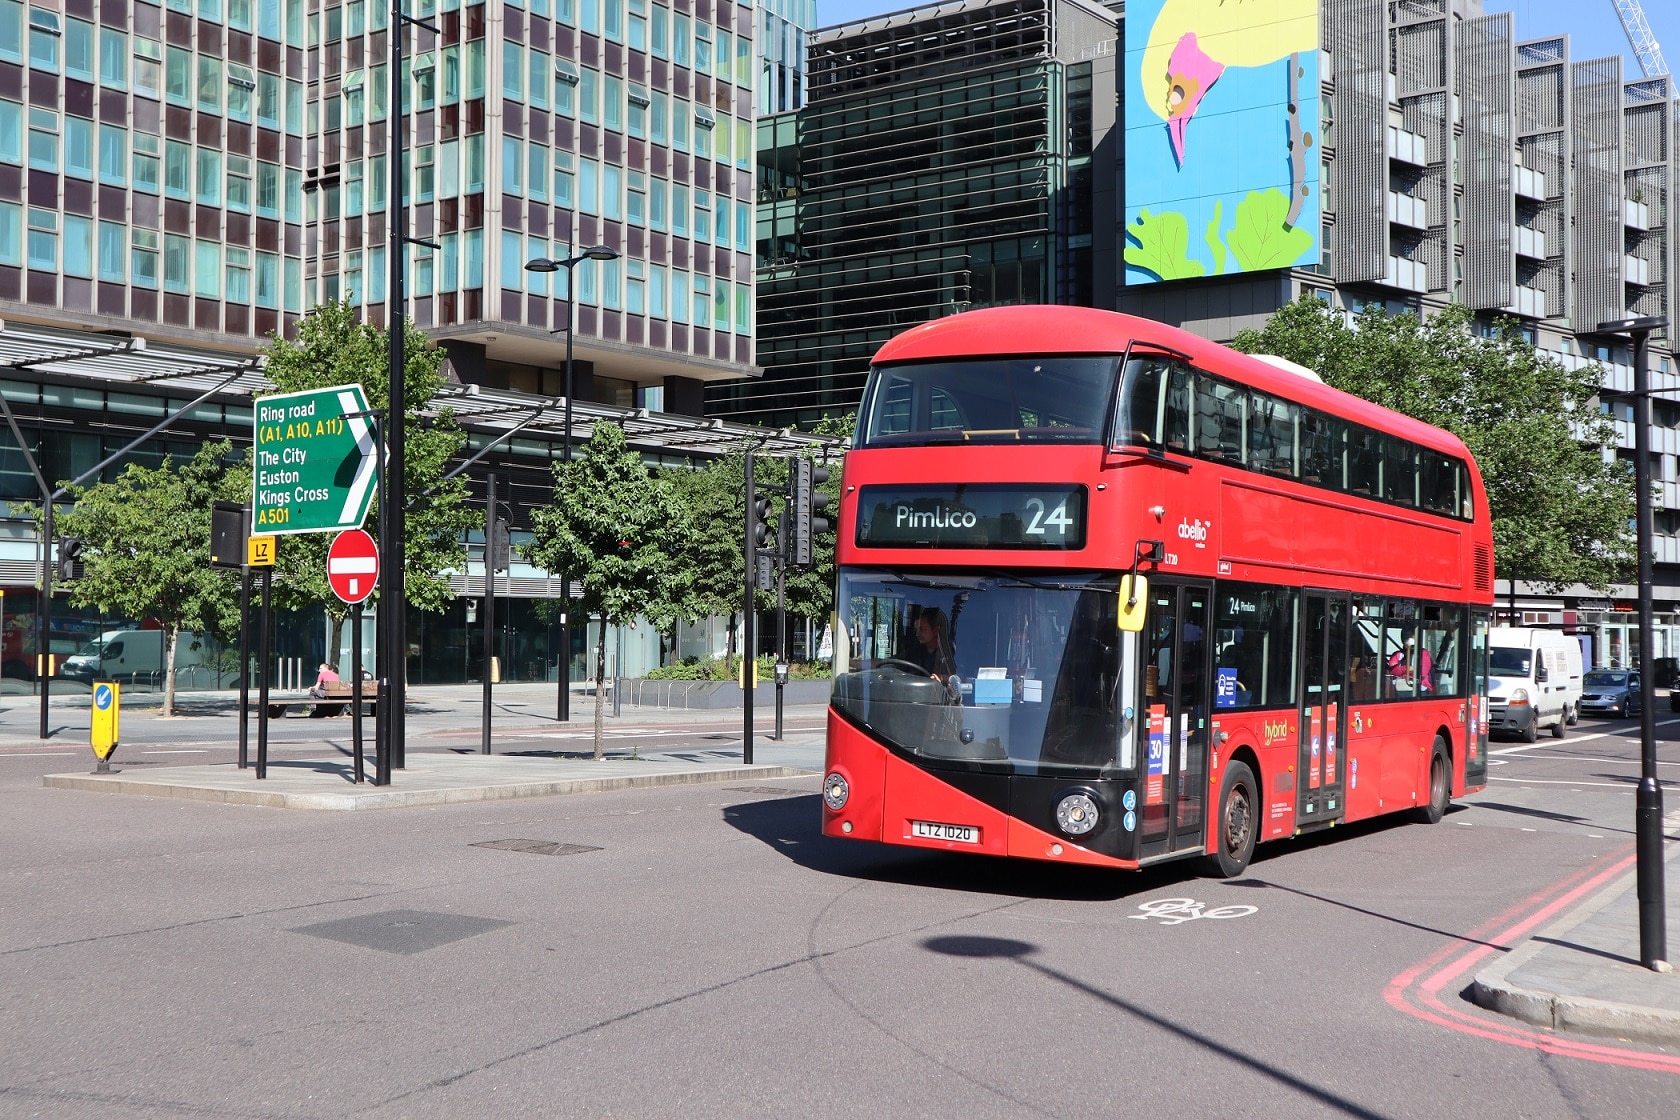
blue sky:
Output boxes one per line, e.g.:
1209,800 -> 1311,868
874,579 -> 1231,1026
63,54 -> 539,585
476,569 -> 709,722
814,0 -> 1678,80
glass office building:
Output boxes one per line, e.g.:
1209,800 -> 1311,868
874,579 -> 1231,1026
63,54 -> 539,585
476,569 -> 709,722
710,0 -> 1120,430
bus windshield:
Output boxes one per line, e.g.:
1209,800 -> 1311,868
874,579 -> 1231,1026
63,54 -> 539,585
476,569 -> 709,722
857,357 -> 1118,448
831,569 -> 1122,774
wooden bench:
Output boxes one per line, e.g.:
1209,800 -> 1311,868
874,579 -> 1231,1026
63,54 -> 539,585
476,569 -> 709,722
306,680 -> 376,718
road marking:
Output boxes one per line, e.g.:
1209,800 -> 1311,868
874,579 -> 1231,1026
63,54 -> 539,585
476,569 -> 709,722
1,751 -> 81,757
1385,846 -> 1680,1074
1488,777 -> 1642,788
1489,716 -> 1680,755
1128,898 -> 1258,925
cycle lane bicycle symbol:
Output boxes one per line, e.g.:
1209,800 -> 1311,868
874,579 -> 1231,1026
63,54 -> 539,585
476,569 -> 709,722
1128,898 -> 1258,926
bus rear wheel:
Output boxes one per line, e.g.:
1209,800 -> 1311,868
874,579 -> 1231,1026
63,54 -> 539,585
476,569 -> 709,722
1205,761 -> 1258,878
1413,739 -> 1450,824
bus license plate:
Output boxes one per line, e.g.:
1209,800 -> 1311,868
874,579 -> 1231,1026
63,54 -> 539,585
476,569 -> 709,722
911,819 -> 979,844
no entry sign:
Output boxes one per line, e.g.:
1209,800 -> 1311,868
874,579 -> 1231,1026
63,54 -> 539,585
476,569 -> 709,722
327,529 -> 379,605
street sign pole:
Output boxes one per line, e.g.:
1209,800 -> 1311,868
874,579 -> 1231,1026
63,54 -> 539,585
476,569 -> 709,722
237,565 -> 251,769
255,567 -> 273,780
327,529 -> 381,785
352,598 -> 365,785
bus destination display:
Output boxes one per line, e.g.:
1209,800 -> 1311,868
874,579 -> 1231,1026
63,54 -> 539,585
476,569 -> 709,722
855,484 -> 1087,550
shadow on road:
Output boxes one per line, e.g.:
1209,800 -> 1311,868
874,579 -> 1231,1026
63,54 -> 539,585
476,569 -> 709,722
721,793 -> 1199,902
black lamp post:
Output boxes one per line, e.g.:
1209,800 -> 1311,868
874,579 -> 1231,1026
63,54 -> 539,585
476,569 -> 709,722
1596,313 -> 1670,972
526,246 -> 619,722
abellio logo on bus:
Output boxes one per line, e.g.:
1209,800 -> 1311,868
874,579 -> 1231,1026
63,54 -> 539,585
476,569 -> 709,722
1177,517 -> 1211,547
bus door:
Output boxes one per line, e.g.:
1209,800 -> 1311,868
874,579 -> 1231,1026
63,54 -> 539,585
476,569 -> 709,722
1140,582 -> 1211,857
1298,591 -> 1350,824
1465,609 -> 1490,788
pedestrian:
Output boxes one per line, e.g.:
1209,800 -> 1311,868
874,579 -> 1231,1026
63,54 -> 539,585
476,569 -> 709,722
308,660 -> 339,699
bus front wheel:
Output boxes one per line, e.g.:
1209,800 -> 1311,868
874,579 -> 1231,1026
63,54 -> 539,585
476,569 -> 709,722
1205,761 -> 1258,878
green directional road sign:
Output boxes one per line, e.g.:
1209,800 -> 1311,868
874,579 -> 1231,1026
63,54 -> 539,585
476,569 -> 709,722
252,384 -> 378,535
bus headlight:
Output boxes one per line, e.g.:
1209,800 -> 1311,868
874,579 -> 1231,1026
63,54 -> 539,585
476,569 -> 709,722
823,772 -> 850,811
1055,791 -> 1101,837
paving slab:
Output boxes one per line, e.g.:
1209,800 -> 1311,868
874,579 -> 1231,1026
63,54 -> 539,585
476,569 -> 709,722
1472,824 -> 1680,1045
41,752 -> 814,811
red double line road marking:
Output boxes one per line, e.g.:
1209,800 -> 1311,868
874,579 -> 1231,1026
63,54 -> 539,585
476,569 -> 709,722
1386,842 -> 1680,1073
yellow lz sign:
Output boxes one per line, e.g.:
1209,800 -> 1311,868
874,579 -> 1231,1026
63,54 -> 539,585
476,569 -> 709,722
90,681 -> 120,772
247,535 -> 277,567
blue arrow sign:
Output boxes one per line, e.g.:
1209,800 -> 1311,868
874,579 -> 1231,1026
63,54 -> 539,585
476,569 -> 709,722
94,684 -> 114,710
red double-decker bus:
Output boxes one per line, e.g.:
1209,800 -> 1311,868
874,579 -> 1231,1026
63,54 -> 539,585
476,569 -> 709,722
821,306 -> 1495,875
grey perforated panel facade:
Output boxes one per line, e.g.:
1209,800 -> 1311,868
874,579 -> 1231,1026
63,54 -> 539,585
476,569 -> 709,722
1516,39 -> 1570,321
1457,15 -> 1515,310
1325,0 -> 1388,284
1571,57 -> 1625,331
1623,81 -> 1670,329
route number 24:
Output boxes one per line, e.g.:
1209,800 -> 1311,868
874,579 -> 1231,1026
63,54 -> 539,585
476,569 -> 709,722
1024,498 -> 1074,537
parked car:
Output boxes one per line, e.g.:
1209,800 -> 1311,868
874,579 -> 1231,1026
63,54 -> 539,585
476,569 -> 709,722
1579,670 -> 1642,718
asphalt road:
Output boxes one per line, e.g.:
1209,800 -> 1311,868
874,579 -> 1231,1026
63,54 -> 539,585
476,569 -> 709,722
1,707 -> 1677,1118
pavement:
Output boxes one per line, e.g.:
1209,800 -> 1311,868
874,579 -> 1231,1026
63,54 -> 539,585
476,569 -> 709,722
1469,817 -> 1680,1046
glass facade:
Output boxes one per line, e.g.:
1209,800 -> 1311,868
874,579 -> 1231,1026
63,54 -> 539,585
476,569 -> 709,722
713,0 -> 1116,430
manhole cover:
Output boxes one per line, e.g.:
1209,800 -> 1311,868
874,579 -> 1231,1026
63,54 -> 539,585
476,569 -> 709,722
289,909 -> 512,955
471,839 -> 603,857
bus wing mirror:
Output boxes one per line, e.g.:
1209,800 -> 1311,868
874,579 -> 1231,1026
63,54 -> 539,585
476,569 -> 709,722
1117,575 -> 1148,632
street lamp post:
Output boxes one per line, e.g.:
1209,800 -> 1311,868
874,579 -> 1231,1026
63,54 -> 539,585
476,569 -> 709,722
1597,314 -> 1671,972
526,246 -> 619,722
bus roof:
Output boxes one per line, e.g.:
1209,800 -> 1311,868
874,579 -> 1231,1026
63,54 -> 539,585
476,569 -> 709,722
871,305 -> 1473,461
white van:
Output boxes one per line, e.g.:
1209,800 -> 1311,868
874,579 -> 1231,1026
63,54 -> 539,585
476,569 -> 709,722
1486,627 -> 1584,741
59,629 -> 212,686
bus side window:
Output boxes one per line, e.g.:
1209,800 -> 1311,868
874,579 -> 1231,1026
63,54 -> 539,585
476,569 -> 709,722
1163,363 -> 1193,450
1457,462 -> 1475,519
1420,451 -> 1457,515
1347,427 -> 1381,495
1349,598 -> 1384,703
1248,391 -> 1299,478
1301,410 -> 1346,489
1199,376 -> 1246,463
1117,356 -> 1169,447
1384,436 -> 1419,507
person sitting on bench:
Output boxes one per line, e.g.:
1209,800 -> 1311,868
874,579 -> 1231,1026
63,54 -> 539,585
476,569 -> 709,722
308,661 -> 339,699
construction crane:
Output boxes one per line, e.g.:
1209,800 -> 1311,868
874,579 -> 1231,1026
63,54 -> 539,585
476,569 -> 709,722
1613,0 -> 1669,78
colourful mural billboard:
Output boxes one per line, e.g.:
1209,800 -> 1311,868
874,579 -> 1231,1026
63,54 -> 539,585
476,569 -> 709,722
1123,0 -> 1321,285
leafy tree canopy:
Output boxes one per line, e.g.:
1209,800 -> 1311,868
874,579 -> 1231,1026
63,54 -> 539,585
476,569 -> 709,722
1231,299 -> 1634,593
523,422 -> 693,756
258,303 -> 477,630
49,441 -> 249,714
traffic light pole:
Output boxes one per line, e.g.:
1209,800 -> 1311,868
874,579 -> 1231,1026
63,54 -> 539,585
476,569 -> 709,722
37,501 -> 53,739
742,452 -> 756,765
482,473 -> 496,756
774,508 -> 786,742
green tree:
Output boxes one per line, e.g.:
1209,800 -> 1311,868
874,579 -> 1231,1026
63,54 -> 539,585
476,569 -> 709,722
523,423 -> 693,758
1232,299 -> 1635,593
49,441 -> 249,715
665,450 -> 749,669
259,303 -> 477,655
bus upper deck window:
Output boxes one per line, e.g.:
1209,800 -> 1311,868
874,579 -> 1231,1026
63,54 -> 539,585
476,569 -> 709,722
1198,377 -> 1246,463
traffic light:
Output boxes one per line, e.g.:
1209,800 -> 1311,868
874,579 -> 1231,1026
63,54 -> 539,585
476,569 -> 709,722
792,459 -> 831,567
488,514 -> 511,573
751,494 -> 774,550
57,537 -> 84,581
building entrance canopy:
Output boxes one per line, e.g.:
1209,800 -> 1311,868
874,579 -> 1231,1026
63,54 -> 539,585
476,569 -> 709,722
0,320 -> 842,461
